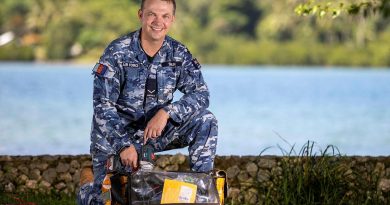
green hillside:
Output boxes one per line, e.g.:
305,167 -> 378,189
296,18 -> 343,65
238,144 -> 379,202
0,0 -> 389,67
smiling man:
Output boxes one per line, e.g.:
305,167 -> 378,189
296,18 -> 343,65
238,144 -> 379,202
77,0 -> 218,204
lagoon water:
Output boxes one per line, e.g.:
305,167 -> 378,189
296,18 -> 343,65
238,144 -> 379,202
0,63 -> 389,156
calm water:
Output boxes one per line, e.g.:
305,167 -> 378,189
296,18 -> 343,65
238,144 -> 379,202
0,63 -> 389,156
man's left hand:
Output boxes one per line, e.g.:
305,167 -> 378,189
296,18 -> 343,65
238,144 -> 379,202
144,109 -> 170,144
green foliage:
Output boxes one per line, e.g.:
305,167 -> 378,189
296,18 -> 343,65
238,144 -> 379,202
0,42 -> 34,61
259,141 -> 385,205
44,19 -> 83,59
296,0 -> 390,19
0,0 -> 389,66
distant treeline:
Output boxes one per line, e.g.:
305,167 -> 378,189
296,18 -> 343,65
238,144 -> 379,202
0,0 -> 389,67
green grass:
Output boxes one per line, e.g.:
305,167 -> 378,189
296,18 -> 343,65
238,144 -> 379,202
0,192 -> 76,205
258,141 -> 386,205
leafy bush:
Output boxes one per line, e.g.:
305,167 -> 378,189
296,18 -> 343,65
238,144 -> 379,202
0,42 -> 34,61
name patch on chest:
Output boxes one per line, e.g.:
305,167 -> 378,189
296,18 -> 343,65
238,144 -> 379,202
161,61 -> 183,67
122,62 -> 139,68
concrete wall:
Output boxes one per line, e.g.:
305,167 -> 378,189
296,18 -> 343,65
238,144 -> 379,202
1,155 -> 390,204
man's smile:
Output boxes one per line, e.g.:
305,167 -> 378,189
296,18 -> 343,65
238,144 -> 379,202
151,26 -> 164,31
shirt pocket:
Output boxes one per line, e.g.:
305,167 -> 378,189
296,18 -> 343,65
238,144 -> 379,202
122,61 -> 144,102
123,62 -> 142,81
159,65 -> 178,101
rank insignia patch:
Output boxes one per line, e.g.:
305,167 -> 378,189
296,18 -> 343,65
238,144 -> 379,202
191,58 -> 201,69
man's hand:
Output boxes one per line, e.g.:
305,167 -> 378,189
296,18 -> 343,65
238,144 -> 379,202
119,145 -> 138,169
144,109 -> 170,144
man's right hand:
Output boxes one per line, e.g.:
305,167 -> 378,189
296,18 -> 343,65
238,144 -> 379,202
119,145 -> 138,169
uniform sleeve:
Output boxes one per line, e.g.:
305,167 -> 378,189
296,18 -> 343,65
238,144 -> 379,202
163,51 -> 210,124
92,48 -> 132,154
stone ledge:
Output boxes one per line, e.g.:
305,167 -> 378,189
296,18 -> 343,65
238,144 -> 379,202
1,155 -> 390,204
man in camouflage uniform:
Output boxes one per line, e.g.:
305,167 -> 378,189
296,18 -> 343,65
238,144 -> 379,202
77,0 -> 218,204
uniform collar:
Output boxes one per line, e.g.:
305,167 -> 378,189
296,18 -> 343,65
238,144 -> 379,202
130,30 -> 144,63
131,29 -> 173,64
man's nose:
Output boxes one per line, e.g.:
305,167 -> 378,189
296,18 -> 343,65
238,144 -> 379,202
153,15 -> 163,24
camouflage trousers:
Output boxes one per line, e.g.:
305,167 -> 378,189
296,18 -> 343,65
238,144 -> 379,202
77,109 -> 218,205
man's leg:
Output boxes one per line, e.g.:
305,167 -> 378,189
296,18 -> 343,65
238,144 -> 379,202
150,109 -> 218,172
77,151 -> 107,205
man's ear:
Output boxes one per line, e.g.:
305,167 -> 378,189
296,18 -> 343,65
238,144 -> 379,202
172,15 -> 176,23
138,9 -> 143,20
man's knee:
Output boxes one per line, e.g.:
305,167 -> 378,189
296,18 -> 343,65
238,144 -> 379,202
196,109 -> 218,129
197,110 -> 218,140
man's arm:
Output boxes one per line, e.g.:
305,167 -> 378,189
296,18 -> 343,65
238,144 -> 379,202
143,50 -> 209,143
92,49 -> 134,162
143,109 -> 170,143
163,50 -> 210,124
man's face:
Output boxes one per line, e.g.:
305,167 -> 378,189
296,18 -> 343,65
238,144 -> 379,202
139,0 -> 175,43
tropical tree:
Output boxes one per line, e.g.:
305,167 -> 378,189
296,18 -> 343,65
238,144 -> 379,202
295,0 -> 390,18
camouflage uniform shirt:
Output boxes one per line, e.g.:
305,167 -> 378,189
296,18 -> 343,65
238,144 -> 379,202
90,29 -> 210,155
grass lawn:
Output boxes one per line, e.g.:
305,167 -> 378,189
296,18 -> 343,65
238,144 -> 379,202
0,192 -> 76,205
